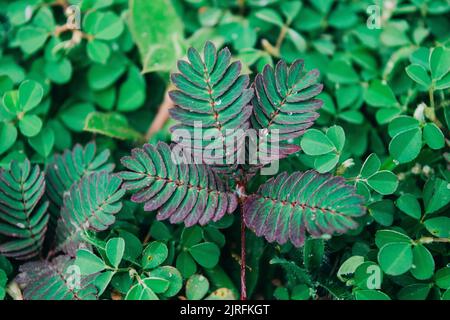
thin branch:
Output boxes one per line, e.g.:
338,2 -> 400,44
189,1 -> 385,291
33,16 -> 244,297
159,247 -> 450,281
145,88 -> 174,141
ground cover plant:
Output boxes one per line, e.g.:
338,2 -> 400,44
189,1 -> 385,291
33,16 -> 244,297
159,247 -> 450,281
0,0 -> 449,301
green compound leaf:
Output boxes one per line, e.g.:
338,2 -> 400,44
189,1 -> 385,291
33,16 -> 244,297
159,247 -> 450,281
169,41 -> 253,165
45,142 -> 114,219
0,159 -> 49,260
251,59 -> 323,152
17,255 -> 98,300
243,170 -> 366,247
55,171 -> 125,256
118,142 -> 238,227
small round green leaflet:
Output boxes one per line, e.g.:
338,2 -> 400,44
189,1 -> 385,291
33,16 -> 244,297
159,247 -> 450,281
75,249 -> 106,276
375,230 -> 412,248
255,9 -> 284,27
105,237 -> 125,269
59,102 -> 96,132
181,226 -> 203,247
405,64 -> 431,88
314,152 -> 339,173
87,56 -> 126,90
149,266 -> 183,297
125,282 -> 159,300
186,274 -> 209,300
118,230 -> 143,261
142,277 -> 170,294
378,242 -> 413,276
443,289 -> 450,300
141,241 -> 168,269
176,251 -> 197,278
424,217 -> 450,238
291,284 -> 310,300
369,200 -> 394,226
429,47 -> 450,80
300,129 -> 335,155
17,26 -> 48,55
327,59 -> 359,84
117,66 -> 146,112
28,126 -> 54,158
396,194 -> 422,220
188,242 -> 220,269
84,11 -> 124,41
0,122 -> 17,155
389,127 -> 422,164
366,170 -> 398,195
423,123 -> 445,150
435,267 -> 450,289
18,80 -> 43,112
94,270 -> 115,296
387,116 -> 420,138
87,40 -> 111,65
364,80 -> 397,108
397,284 -> 432,300
411,244 -> 435,280
354,289 -> 390,300
326,125 -> 345,152
44,58 -> 73,84
18,114 -> 43,137
423,177 -> 450,215
359,153 -> 381,178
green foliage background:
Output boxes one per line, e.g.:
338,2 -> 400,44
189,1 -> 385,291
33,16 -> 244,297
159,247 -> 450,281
0,0 -> 449,300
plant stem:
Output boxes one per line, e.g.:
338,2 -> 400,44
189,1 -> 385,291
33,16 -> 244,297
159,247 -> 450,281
240,209 -> 247,300
145,88 -> 174,141
429,86 -> 435,110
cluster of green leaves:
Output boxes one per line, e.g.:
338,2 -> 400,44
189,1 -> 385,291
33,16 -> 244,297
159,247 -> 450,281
0,0 -> 449,301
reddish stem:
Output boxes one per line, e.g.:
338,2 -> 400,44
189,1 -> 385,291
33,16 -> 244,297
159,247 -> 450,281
240,209 -> 247,300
